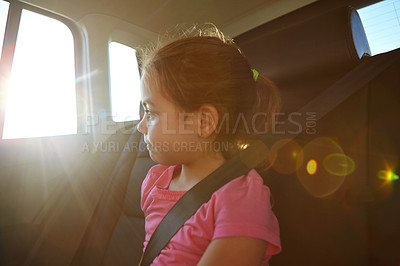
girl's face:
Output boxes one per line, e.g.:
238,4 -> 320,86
137,76 -> 201,165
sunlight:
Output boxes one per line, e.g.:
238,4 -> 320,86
2,9 -> 76,139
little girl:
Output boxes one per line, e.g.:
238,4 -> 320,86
137,24 -> 281,265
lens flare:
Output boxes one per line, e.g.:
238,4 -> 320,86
269,139 -> 303,175
364,124 -> 399,202
377,170 -> 399,181
372,159 -> 398,202
306,159 -> 317,175
324,153 -> 355,176
297,137 -> 350,198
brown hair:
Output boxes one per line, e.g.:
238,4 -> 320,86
138,24 -> 280,159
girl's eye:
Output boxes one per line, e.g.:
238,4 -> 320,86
145,109 -> 155,120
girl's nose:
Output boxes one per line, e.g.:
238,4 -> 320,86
137,118 -> 147,135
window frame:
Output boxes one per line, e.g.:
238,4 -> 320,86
0,0 -> 86,140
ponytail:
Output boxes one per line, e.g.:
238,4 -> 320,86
253,74 -> 280,135
229,72 -> 280,158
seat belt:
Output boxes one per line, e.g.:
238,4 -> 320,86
140,49 -> 399,266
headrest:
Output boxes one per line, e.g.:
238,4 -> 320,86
236,6 -> 371,87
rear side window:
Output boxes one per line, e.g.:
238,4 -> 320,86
358,0 -> 400,55
1,4 -> 77,139
108,41 -> 141,122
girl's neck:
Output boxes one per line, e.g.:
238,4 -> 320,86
169,152 -> 226,191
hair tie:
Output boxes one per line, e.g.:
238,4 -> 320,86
251,69 -> 259,82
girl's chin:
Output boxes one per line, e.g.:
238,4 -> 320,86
148,153 -> 168,165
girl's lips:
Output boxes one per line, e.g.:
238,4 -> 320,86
144,140 -> 152,150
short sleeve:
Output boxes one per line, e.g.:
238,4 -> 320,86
213,170 -> 281,255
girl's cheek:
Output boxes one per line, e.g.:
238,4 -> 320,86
146,119 -> 159,135
147,118 -> 159,128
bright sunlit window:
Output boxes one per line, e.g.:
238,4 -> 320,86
109,41 -> 141,122
0,0 -> 9,60
358,0 -> 400,55
2,9 -> 77,139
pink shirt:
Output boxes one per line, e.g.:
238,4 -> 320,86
141,164 -> 281,265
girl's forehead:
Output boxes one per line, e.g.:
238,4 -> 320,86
140,83 -> 156,108
141,71 -> 162,92
140,74 -> 175,108
140,75 -> 162,99
140,70 -> 186,113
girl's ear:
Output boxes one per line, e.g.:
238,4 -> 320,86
198,104 -> 219,138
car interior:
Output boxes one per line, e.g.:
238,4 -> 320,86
0,0 -> 399,265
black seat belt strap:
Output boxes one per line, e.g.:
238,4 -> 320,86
140,50 -> 399,266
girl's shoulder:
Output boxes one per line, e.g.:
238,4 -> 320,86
215,169 -> 270,197
209,169 -> 273,213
